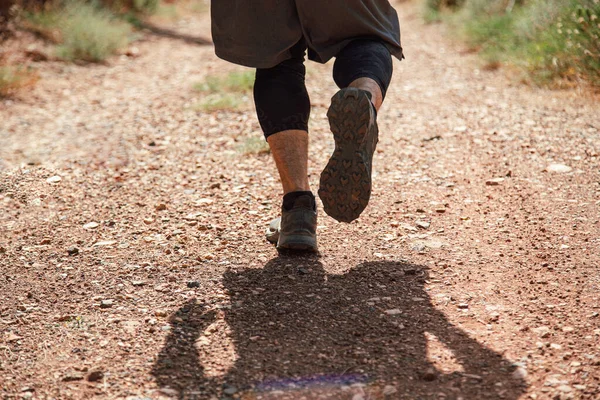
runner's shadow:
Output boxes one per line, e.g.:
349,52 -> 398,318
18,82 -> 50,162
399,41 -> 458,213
153,257 -> 527,399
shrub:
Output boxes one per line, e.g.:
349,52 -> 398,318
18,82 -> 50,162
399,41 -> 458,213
527,0 -> 600,85
56,2 -> 131,62
427,0 -> 600,87
23,1 -> 131,62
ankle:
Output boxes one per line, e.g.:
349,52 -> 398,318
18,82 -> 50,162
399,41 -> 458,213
283,191 -> 315,211
348,77 -> 383,111
283,184 -> 311,195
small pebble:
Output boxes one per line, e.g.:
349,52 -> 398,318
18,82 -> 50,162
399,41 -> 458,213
100,300 -> 113,309
512,367 -> 528,380
557,385 -> 573,393
421,368 -> 437,381
62,373 -> 83,382
223,385 -> 237,395
157,388 -> 178,396
486,177 -> 505,186
416,220 -> 430,229
46,176 -> 62,184
87,370 -> 104,382
534,326 -> 551,338
382,385 -> 397,395
83,222 -> 99,230
488,312 -> 500,322
547,164 -> 572,173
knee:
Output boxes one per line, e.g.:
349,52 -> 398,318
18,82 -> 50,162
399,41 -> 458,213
255,57 -> 307,96
333,39 -> 393,98
253,59 -> 310,139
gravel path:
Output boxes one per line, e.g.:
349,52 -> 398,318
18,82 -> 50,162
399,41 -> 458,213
1,2 -> 599,399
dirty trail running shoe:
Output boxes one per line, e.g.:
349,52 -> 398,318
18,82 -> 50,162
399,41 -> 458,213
318,87 -> 379,223
265,194 -> 318,252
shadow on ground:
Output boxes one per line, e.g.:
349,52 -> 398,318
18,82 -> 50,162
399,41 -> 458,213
138,21 -> 212,46
152,256 -> 527,399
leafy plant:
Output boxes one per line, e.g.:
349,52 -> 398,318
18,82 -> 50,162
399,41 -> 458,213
425,0 -> 600,87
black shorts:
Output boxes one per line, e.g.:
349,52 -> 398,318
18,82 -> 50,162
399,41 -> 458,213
211,0 -> 403,69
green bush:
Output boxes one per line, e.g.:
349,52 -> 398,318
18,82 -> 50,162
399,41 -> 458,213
427,0 -> 600,87
57,2 -> 131,62
24,1 -> 131,62
527,0 -> 600,85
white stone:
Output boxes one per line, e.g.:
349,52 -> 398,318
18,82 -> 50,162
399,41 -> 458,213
512,367 -> 528,380
46,175 -> 62,184
83,222 -> 99,230
547,164 -> 572,173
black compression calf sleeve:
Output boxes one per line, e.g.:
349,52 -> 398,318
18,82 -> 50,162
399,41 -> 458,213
253,42 -> 311,139
333,39 -> 393,100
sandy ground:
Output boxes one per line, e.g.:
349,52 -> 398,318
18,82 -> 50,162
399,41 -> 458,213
1,2 -> 599,399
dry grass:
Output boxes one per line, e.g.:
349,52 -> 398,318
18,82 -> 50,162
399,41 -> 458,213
149,0 -> 209,22
23,1 -> 131,63
194,71 -> 255,94
0,64 -> 38,97
194,70 -> 255,112
237,136 -> 270,155
196,93 -> 243,112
